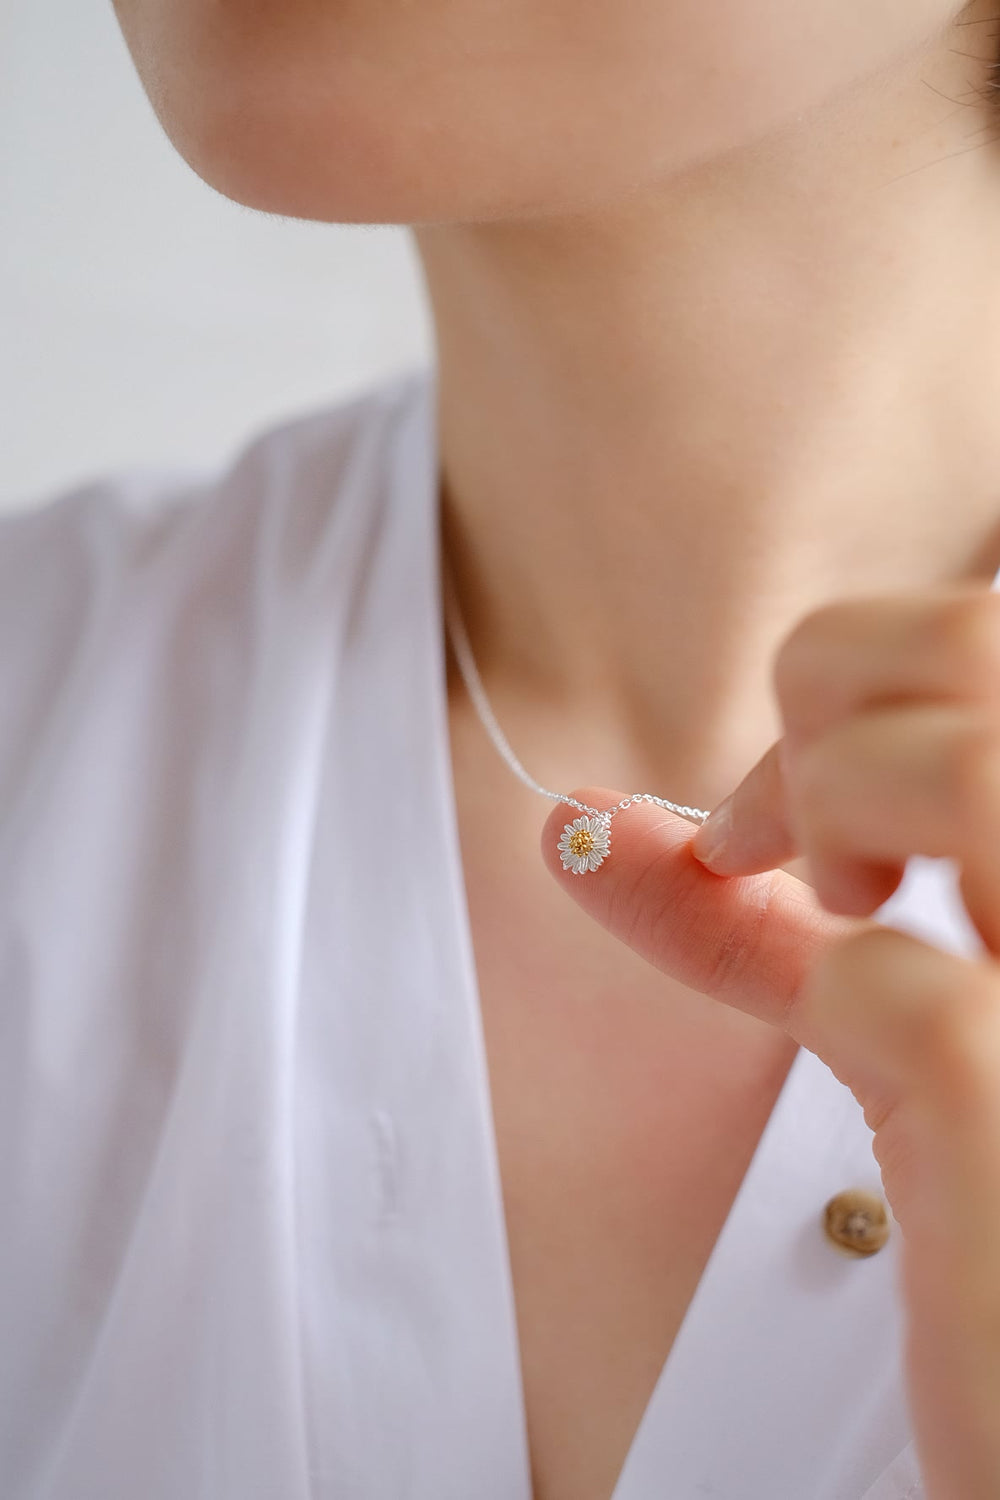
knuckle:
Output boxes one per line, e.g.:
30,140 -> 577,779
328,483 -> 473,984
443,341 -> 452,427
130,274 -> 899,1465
868,1097 -> 919,1205
815,922 -> 896,988
945,715 -> 1000,827
773,601 -> 851,709
931,594 -> 1000,703
700,870 -> 781,1004
806,926 -> 899,1037
916,984 -> 1000,1114
809,925 -> 1000,1121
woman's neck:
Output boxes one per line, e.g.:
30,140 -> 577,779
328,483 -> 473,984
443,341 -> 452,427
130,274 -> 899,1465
414,23 -> 1000,807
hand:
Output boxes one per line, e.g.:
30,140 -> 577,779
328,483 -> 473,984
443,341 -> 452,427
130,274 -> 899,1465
541,584 -> 1000,1500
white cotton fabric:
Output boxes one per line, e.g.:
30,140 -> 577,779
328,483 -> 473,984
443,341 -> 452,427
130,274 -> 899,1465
0,365 -> 991,1500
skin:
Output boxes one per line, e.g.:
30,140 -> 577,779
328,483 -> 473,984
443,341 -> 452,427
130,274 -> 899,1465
111,0 -> 1000,1492
109,1 -> 1000,799
542,581 -> 1000,1495
113,0 -> 1000,826
113,0 -> 993,224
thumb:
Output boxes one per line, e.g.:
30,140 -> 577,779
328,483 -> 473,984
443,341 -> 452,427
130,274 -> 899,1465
540,784 -> 861,1036
690,739 -> 796,876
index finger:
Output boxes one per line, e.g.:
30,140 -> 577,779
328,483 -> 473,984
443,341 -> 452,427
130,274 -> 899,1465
540,784 -> 863,1034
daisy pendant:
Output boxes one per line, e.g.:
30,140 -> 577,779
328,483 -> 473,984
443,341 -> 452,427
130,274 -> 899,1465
557,813 -> 611,875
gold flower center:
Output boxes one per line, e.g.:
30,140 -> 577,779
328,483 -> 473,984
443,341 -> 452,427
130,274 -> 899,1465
569,829 -> 595,856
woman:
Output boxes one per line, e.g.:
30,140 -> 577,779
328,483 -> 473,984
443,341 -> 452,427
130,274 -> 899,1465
2,2 -> 1000,1497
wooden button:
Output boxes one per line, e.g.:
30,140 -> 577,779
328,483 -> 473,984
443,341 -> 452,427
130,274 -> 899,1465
822,1189 -> 891,1257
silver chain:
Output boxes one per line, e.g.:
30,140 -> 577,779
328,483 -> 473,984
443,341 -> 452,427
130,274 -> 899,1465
441,547 -> 711,828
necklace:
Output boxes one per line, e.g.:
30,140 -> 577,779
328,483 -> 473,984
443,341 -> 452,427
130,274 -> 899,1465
440,543 -> 711,876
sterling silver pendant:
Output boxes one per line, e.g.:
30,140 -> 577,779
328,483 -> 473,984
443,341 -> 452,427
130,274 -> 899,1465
557,813 -> 612,875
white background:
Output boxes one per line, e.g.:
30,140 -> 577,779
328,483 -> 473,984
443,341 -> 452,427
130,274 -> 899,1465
1,0 -> 434,512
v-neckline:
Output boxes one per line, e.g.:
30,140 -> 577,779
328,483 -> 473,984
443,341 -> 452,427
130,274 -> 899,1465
402,361 -> 993,1499
409,356 -> 812,1495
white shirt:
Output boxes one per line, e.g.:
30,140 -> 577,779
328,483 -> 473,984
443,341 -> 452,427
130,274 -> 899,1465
0,365 -> 990,1500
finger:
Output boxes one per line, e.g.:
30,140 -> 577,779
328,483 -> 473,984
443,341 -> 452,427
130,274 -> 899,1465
804,926 -> 1000,1295
773,587 -> 1000,742
691,732 -> 903,909
802,922 -> 997,1117
540,787 -> 1000,1114
689,740 -> 796,875
694,590 -> 1000,881
806,928 -> 1000,1489
540,785 -> 860,1036
696,703 -> 1000,933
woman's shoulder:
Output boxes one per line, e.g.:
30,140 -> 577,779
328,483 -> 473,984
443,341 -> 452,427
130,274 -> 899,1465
0,365 -> 431,593
0,365 -> 432,683
0,365 -> 435,818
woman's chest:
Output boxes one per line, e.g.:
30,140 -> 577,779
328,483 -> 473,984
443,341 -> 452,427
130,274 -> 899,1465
462,847 -> 799,1500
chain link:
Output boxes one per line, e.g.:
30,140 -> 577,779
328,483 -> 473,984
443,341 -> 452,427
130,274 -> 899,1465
442,551 -> 711,828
